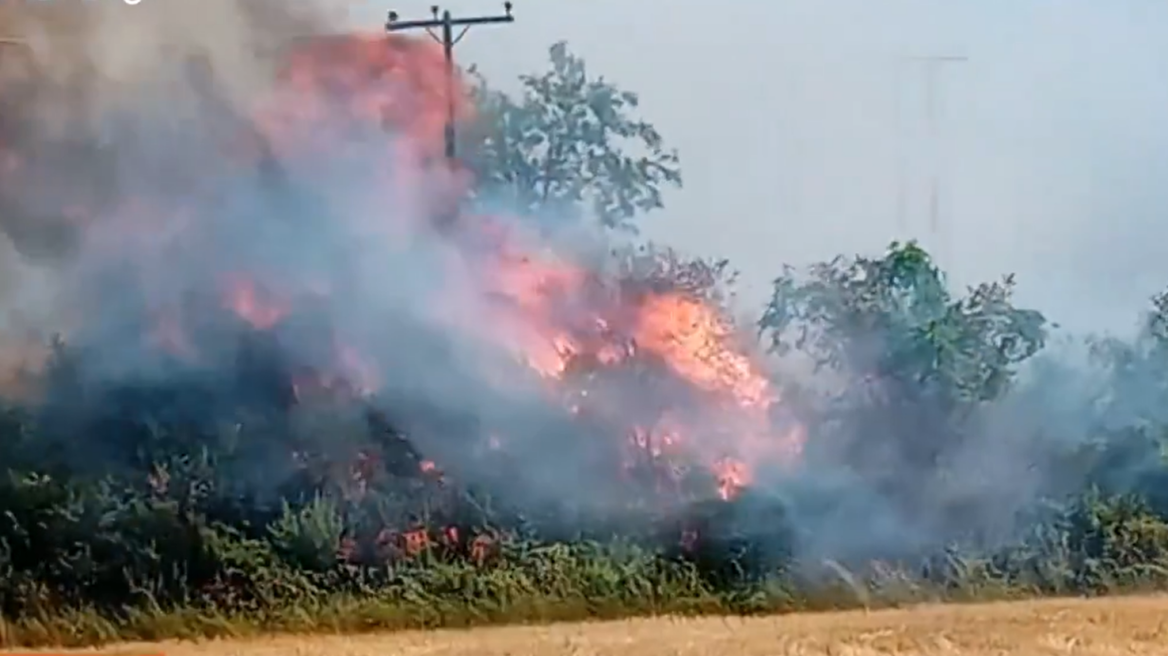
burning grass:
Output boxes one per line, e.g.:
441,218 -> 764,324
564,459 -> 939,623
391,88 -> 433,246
2,17 -> 1168,650
0,25 -> 808,539
0,544 -> 1055,648
0,25 -> 819,644
0,25 -> 803,506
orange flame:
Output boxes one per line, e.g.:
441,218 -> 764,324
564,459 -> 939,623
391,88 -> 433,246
224,277 -> 289,330
1,27 -> 807,509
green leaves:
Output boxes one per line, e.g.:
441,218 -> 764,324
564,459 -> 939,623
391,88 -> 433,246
465,41 -> 680,232
758,240 -> 1049,494
760,240 -> 1047,407
267,493 -> 344,573
1086,289 -> 1168,431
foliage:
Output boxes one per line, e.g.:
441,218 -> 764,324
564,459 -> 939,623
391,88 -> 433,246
761,241 -> 1047,403
2,238 -> 1168,647
5,42 -> 1168,650
465,41 -> 681,232
758,242 -> 1049,518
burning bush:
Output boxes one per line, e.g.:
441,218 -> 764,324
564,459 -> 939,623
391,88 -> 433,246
7,7 -> 1168,644
0,17 -> 815,618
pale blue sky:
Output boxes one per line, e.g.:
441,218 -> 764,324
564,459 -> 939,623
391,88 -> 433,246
348,0 -> 1168,333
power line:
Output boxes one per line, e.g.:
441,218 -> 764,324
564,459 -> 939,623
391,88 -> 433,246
386,3 -> 515,162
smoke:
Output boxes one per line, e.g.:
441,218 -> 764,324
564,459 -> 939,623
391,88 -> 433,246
442,0 -> 1168,335
444,0 -> 1168,565
0,1 -> 491,478
0,0 -> 808,542
0,0 -> 322,339
3,0 -> 1164,573
453,0 -> 1168,560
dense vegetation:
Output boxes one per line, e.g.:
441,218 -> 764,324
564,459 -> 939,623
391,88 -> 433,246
4,42 -> 1168,648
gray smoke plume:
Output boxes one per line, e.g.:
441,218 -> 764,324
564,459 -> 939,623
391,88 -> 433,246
7,1 -> 1145,568
0,0 -> 776,530
0,0 -> 332,349
0,0 -> 528,484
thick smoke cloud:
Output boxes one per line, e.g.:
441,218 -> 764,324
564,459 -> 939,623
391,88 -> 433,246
0,0 -> 327,344
3,0 -> 1161,570
444,0 -> 1168,561
0,1 -> 539,492
0,0 -> 800,533
423,0 -> 1168,334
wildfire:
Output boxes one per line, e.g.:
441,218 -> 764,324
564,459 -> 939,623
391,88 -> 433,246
0,24 -> 805,523
634,293 -> 771,409
224,277 -> 289,330
473,242 -> 805,501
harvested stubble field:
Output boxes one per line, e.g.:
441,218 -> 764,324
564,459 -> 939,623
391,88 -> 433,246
27,596 -> 1168,656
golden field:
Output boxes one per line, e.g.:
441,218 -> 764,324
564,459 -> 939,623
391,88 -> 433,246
9,595 -> 1167,656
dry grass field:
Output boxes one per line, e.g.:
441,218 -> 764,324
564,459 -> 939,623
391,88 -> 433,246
14,595 -> 1167,656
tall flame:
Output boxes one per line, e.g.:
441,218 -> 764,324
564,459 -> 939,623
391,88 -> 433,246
0,26 -> 804,508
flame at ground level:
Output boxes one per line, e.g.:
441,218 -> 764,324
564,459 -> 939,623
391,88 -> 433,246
0,29 -> 805,517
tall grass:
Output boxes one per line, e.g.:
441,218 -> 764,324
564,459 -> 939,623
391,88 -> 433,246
6,510 -> 1168,649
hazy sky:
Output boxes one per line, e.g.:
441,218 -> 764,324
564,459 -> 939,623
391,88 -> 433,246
353,0 -> 1168,333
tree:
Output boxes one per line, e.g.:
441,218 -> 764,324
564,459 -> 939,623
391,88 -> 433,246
1068,290 -> 1168,513
761,242 -> 1046,407
612,242 -> 737,306
1087,290 -> 1168,431
464,42 -> 681,232
758,242 -> 1047,522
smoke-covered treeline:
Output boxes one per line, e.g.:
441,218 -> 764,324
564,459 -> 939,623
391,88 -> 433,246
759,243 -> 1168,564
1,1 -> 1168,647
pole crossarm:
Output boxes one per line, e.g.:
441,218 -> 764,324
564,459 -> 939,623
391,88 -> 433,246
386,14 -> 514,31
385,3 -> 515,161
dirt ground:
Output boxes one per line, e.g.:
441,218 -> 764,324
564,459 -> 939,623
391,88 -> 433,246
14,595 -> 1168,656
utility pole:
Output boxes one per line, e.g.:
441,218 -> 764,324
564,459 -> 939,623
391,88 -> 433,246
386,3 -> 515,162
893,61 -> 907,234
896,55 -> 966,261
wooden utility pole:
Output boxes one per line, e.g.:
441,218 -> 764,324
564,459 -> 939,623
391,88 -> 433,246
386,3 -> 515,162
896,55 -> 966,260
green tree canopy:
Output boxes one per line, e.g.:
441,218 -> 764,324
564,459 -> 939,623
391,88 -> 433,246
759,241 -> 1048,484
1087,290 -> 1168,430
761,241 -> 1047,405
465,41 -> 680,232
